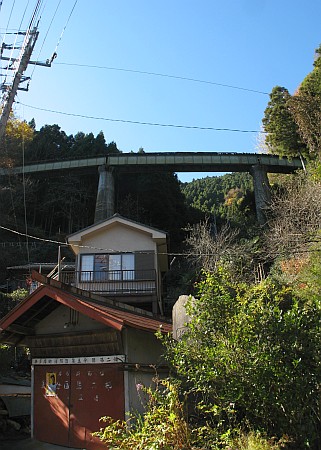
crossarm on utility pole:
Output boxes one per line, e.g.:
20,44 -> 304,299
0,28 -> 40,141
0,56 -> 52,67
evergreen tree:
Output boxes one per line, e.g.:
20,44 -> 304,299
262,86 -> 308,158
25,124 -> 71,162
299,44 -> 321,96
288,45 -> 321,157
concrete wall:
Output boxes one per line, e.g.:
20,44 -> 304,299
94,166 -> 114,221
123,328 -> 167,415
124,328 -> 165,365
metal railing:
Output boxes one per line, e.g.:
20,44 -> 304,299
60,270 -> 157,295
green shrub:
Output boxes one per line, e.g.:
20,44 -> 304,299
93,378 -> 191,450
163,269 -> 321,449
227,431 -> 287,450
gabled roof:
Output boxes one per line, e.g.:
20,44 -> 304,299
0,278 -> 172,346
67,214 -> 167,244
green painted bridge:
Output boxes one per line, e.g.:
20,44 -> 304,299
0,152 -> 303,225
0,152 -> 303,175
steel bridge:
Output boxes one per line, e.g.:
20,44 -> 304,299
0,152 -> 303,176
0,152 -> 303,224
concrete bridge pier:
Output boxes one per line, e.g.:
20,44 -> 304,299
250,165 -> 271,225
94,165 -> 115,222
93,162 -> 272,226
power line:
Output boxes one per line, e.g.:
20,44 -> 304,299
1,223 -> 319,258
22,121 -> 31,274
18,102 -> 263,133
55,62 -> 269,96
29,0 -> 61,80
0,0 -> 15,47
52,0 -> 77,57
0,224 -> 182,256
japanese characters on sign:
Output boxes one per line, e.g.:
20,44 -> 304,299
32,354 -> 126,365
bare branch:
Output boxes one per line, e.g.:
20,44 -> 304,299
184,218 -> 239,272
264,174 -> 321,259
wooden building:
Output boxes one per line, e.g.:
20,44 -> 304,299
0,216 -> 172,449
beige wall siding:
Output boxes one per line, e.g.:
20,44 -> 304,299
79,224 -> 157,254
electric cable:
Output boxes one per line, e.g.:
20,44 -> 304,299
0,0 -> 15,47
18,101 -> 263,133
0,223 -> 319,257
1,0 -> 35,96
55,62 -> 269,96
29,0 -> 61,81
0,224 -> 168,254
27,0 -> 42,31
51,0 -> 77,57
1,0 -> 18,92
2,144 -> 22,246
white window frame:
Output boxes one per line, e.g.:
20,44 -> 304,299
80,253 -> 135,281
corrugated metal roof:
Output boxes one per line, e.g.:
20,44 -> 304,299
0,282 -> 172,341
85,298 -> 172,333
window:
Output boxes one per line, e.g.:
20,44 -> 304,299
80,253 -> 137,281
108,254 -> 121,280
121,254 -> 135,280
94,254 -> 108,281
80,255 -> 94,281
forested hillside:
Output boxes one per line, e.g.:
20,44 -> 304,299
181,172 -> 256,232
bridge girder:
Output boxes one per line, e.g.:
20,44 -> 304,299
0,152 -> 303,226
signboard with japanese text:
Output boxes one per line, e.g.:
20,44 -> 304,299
32,354 -> 125,365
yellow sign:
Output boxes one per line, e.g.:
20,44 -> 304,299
45,372 -> 57,397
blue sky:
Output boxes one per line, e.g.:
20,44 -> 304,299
1,0 -> 321,181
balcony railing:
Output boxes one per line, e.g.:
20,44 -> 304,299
60,269 -> 157,295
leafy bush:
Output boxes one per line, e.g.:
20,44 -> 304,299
227,431 -> 287,450
163,269 -> 321,449
93,378 -> 191,450
94,377 -> 285,450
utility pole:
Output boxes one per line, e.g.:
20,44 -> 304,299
0,26 -> 53,141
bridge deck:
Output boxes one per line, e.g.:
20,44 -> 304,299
0,152 -> 303,175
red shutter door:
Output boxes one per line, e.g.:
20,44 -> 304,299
34,363 -> 125,449
34,364 -> 70,446
69,363 -> 125,449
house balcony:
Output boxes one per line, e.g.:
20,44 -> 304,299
59,269 -> 157,297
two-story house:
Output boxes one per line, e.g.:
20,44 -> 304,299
0,215 -> 172,449
64,214 -> 168,314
